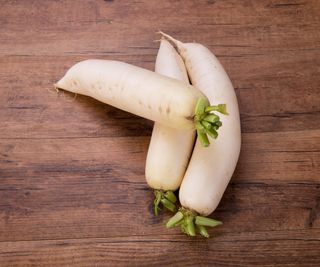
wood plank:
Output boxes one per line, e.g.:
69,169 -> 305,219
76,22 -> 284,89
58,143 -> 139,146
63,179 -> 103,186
0,0 -> 320,265
0,231 -> 319,267
235,130 -> 320,183
0,0 -> 319,56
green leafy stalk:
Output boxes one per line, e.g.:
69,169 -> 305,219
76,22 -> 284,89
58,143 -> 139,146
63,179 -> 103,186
166,211 -> 183,228
204,126 -> 218,139
203,114 -> 220,123
196,128 -> 209,147
195,216 -> 223,227
161,198 -> 177,213
164,191 -> 177,203
153,190 -> 178,216
185,216 -> 196,236
195,97 -> 209,115
205,104 -> 228,115
154,191 -> 162,216
166,207 -> 222,238
215,121 -> 222,127
197,225 -> 209,238
201,121 -> 212,130
194,97 -> 228,147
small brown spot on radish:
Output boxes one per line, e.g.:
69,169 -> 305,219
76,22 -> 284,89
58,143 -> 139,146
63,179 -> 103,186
185,115 -> 194,121
166,106 -> 171,114
148,105 -> 152,110
138,100 -> 143,106
72,80 -> 78,86
158,106 -> 162,113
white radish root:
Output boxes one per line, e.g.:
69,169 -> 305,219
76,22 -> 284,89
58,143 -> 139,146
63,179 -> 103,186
162,32 -> 241,237
146,39 -> 196,214
56,59 -> 206,130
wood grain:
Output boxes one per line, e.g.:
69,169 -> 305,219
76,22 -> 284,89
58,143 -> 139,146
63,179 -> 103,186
0,232 -> 320,267
0,0 -> 319,266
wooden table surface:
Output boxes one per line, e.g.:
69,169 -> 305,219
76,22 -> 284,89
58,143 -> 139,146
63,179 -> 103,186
1,0 -> 319,266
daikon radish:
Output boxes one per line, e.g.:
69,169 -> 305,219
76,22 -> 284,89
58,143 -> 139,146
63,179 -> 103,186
162,32 -> 241,237
55,60 -> 226,145
146,39 -> 195,215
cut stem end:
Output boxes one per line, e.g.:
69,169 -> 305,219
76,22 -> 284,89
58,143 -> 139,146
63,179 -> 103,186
166,207 -> 222,238
153,190 -> 177,216
194,97 -> 228,147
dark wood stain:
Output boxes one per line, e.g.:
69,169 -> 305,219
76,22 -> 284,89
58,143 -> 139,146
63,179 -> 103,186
0,0 -> 319,266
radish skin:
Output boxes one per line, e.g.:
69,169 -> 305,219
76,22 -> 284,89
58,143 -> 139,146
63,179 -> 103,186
146,39 -> 196,214
146,39 -> 194,190
162,33 -> 241,237
56,60 -> 204,130
56,60 -> 226,145
154,39 -> 189,81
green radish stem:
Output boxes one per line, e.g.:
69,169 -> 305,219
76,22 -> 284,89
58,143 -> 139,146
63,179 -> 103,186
160,198 -> 177,213
196,129 -> 209,147
201,121 -> 212,130
205,104 -> 228,115
164,191 -> 177,203
203,114 -> 220,123
193,97 -> 227,146
166,207 -> 222,238
166,211 -> 184,227
205,126 -> 218,139
185,216 -> 196,236
154,190 -> 177,216
195,216 -> 223,227
197,225 -> 209,238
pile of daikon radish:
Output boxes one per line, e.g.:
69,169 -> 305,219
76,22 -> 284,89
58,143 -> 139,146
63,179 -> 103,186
55,32 -> 241,238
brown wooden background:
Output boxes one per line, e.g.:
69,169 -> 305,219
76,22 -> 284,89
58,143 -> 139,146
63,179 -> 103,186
0,0 -> 319,266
